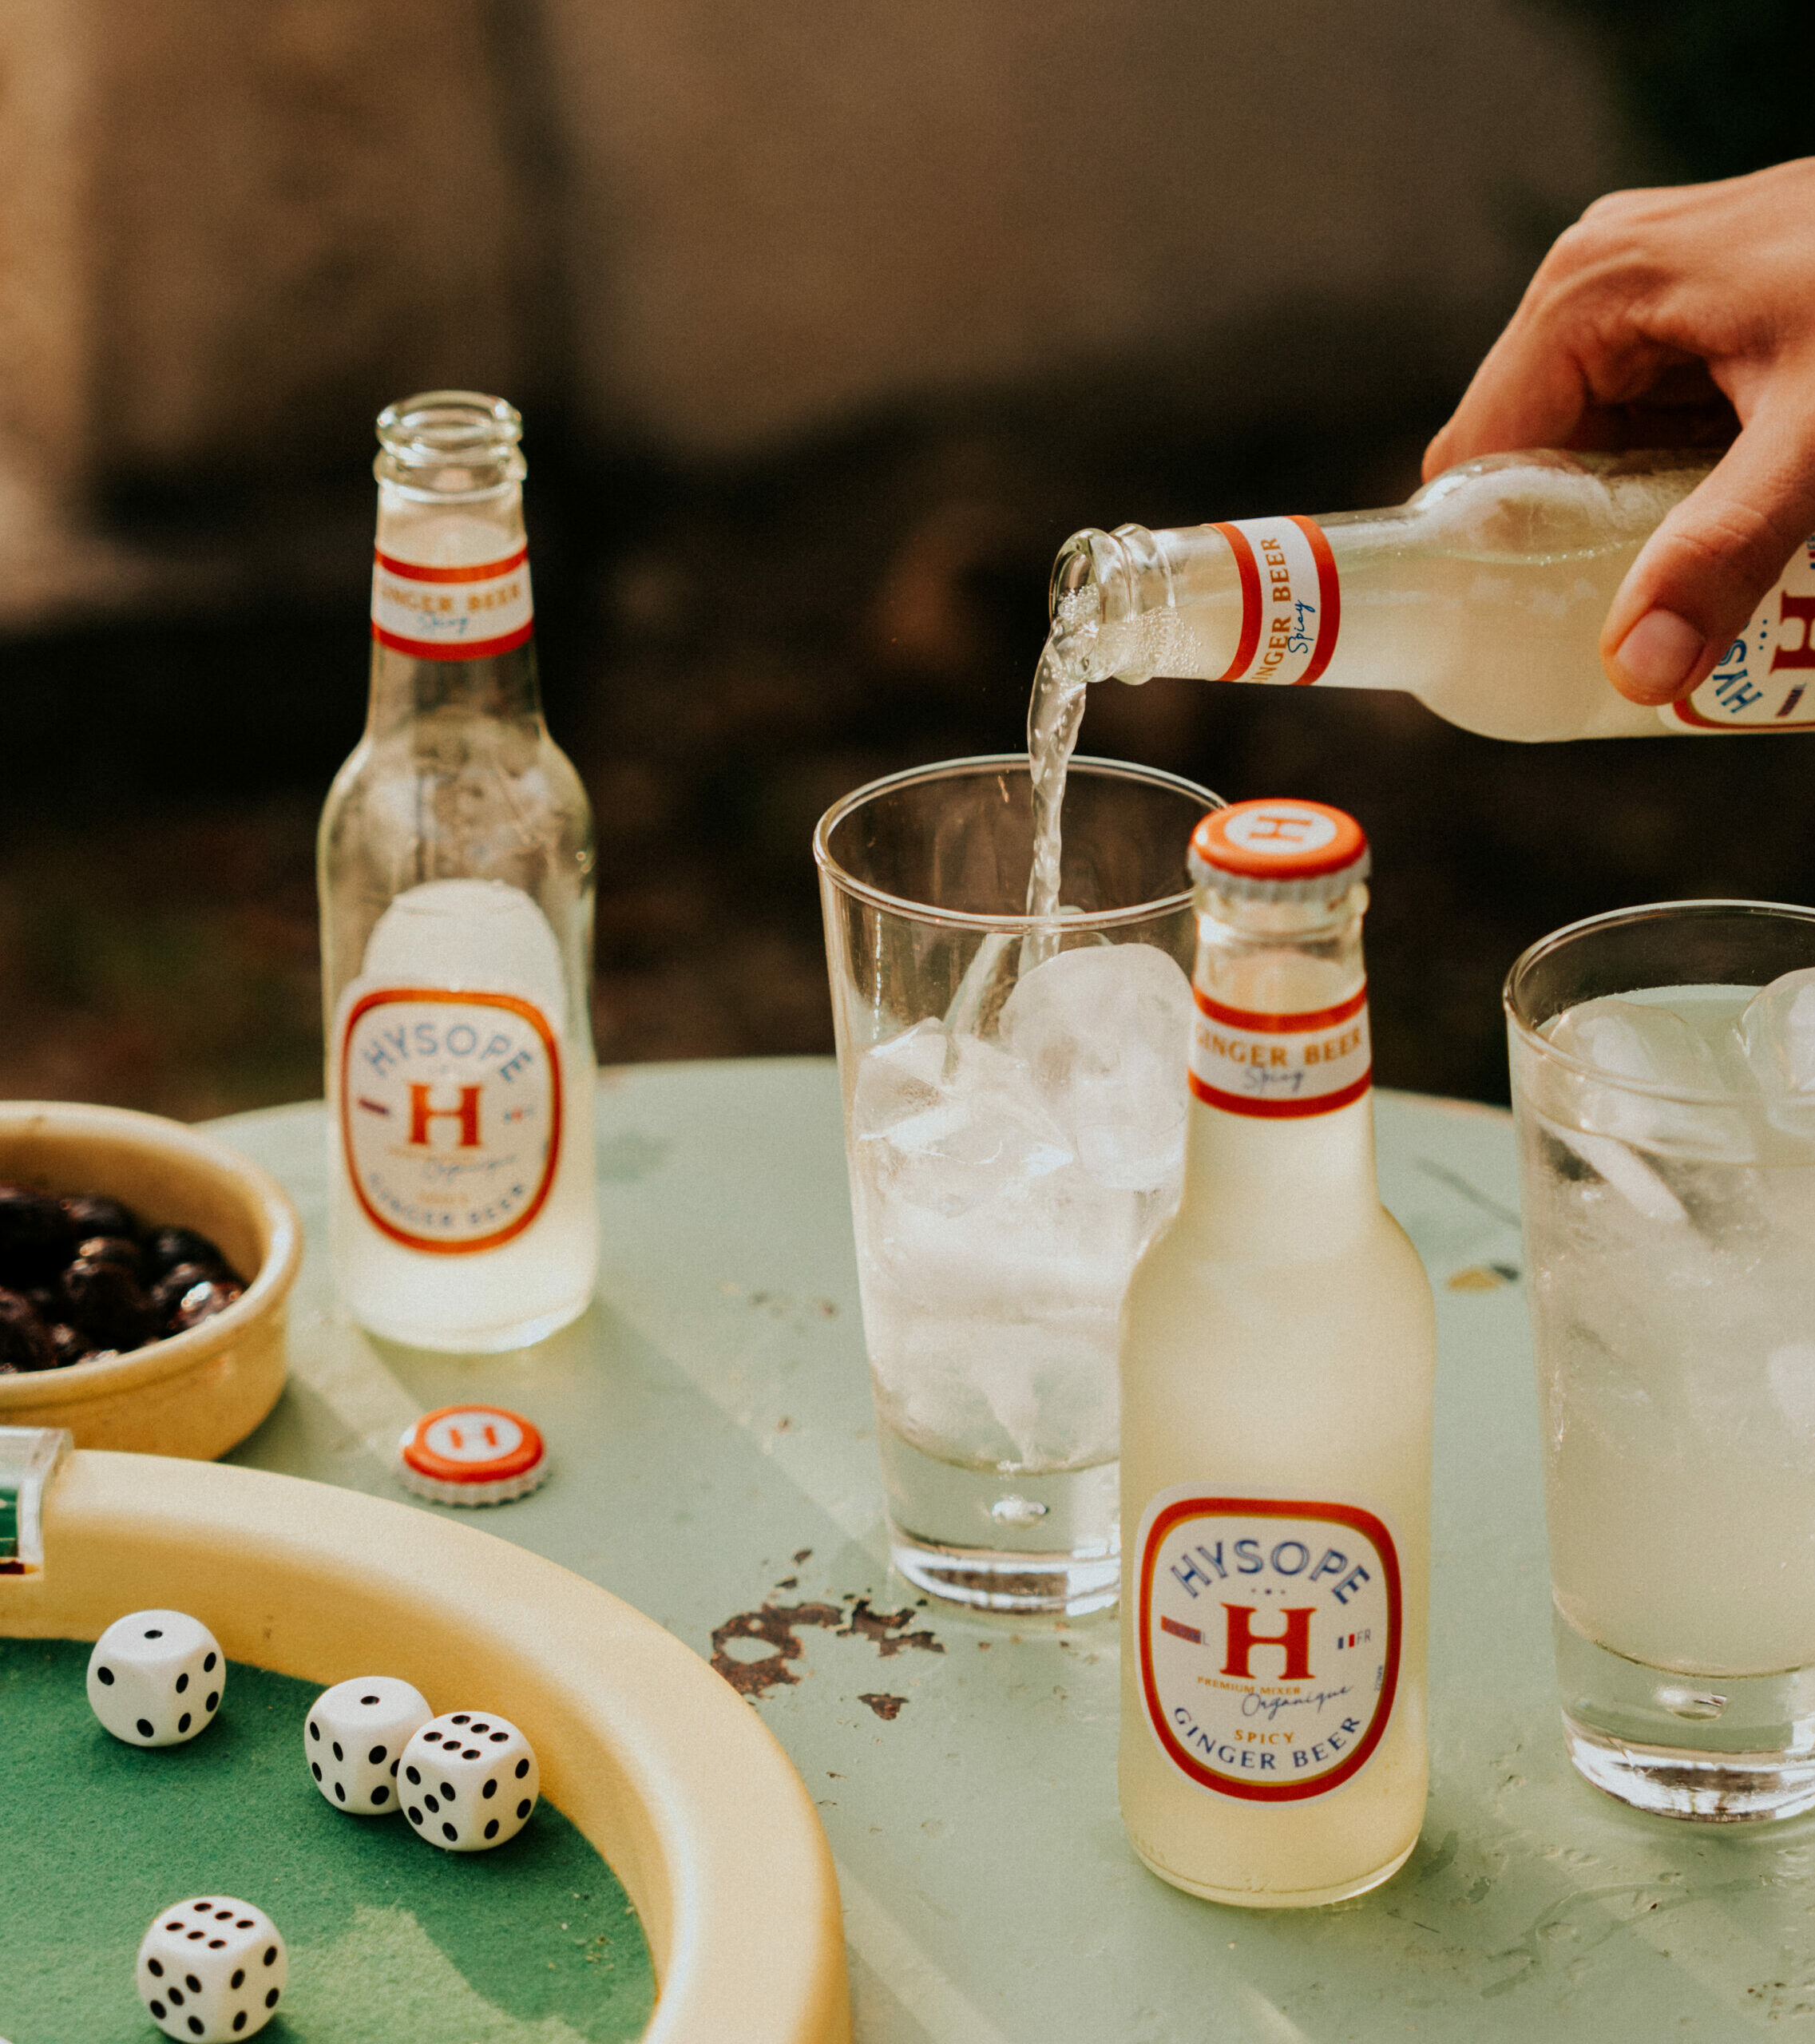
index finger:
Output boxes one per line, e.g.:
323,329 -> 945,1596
1423,316 -> 1602,479
1422,219 -> 1686,477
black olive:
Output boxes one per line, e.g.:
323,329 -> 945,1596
170,1278 -> 245,1332
75,1234 -> 144,1279
60,1258 -> 156,1350
47,1321 -> 92,1367
58,1193 -> 137,1240
0,1288 -> 57,1371
144,1226 -> 228,1279
0,1186 -> 69,1285
151,1261 -> 219,1317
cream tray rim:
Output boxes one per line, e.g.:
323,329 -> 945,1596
2,1444 -> 850,2044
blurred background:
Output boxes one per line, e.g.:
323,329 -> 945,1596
1,0 -> 1811,1118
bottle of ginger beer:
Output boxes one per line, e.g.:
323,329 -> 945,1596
1051,450 -> 1815,741
1119,798 -> 1434,1906
319,391 -> 598,1350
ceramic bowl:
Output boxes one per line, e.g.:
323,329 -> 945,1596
0,1101 -> 301,1456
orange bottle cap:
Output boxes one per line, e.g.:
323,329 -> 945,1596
1190,799 -> 1369,897
397,1404 -> 548,1507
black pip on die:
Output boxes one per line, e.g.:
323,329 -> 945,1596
137,1895 -> 287,2042
401,1710 -> 539,1851
305,1675 -> 432,1813
87,1610 -> 223,1747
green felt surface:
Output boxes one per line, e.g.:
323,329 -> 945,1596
0,1639 -> 654,2044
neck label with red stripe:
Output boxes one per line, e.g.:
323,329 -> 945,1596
1208,516 -> 1341,686
1189,984 -> 1371,1118
371,545 -> 534,660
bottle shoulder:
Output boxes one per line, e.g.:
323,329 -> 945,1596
325,718 -> 589,810
1123,1199 -> 1435,1370
319,719 -> 595,890
1131,1185 -> 1433,1286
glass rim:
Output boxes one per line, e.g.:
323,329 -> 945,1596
1503,896 -> 1815,1104
811,751 -> 1222,934
374,389 -> 526,499
377,389 -> 523,460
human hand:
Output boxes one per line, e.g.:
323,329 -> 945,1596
1425,157 -> 1815,705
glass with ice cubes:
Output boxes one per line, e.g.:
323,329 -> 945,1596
1507,901 -> 1815,1819
814,755 -> 1219,1615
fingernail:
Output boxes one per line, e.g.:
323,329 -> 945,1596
1612,609 -> 1704,702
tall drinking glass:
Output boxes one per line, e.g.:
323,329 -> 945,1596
1506,901 -> 1815,1819
814,755 -> 1220,1618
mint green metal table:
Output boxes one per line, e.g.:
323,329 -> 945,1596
216,1061 -> 1810,2042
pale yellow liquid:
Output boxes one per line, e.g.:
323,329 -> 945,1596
1118,1094 -> 1435,1903
330,1094 -> 597,1351
1529,985 -> 1815,1676
328,881 -> 597,1351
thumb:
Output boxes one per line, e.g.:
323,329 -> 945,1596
1602,418 -> 1815,704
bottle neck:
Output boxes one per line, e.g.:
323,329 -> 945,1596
1178,886 -> 1380,1254
367,475 -> 542,731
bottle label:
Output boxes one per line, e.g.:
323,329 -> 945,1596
1210,516 -> 1341,686
1662,537 -> 1815,731
1135,1490 -> 1402,1801
336,986 -> 563,1254
1188,985 -> 1370,1118
371,545 -> 534,661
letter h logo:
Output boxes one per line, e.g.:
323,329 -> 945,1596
1221,1602 -> 1315,1681
408,1083 -> 483,1148
1771,592 -> 1815,672
1243,812 -> 1314,846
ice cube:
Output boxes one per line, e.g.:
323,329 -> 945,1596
1550,996 -> 1724,1091
1738,968 -> 1815,1137
943,931 -> 1016,1037
1000,942 -> 1194,1192
1546,996 -> 1751,1164
856,1147 -> 1136,1468
1542,1122 -> 1690,1227
854,1025 -> 1071,1219
850,1017 -> 951,1138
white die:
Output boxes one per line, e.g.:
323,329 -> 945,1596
137,1895 -> 287,2041
400,1709 -> 539,1852
87,1610 -> 224,1748
304,1674 -> 431,1813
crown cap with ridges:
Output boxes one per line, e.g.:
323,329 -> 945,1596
1190,799 -> 1369,903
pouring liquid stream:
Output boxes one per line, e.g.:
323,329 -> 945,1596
1023,618 -> 1092,967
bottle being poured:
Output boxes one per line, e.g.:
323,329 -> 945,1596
1046,449 -> 1815,744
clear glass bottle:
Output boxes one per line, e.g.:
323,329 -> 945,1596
1051,450 -> 1815,742
319,390 -> 598,1351
1118,798 -> 1434,1906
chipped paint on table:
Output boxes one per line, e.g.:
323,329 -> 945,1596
711,1584 -> 943,1703
211,1061 -> 1813,2044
